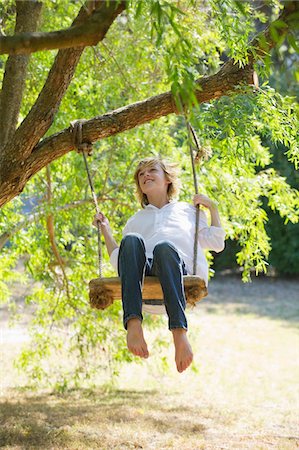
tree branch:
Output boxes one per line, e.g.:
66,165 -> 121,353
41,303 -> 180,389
0,1 -> 125,55
0,1 -> 42,148
28,61 -> 260,157
0,0 -> 126,179
0,60 -> 256,207
253,1 -> 299,56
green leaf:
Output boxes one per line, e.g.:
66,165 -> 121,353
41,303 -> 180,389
287,33 -> 299,53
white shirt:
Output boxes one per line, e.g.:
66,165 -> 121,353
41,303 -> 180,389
110,201 -> 225,314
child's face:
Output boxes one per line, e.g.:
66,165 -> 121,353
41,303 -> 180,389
137,163 -> 170,195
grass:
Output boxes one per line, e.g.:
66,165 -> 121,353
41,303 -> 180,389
0,275 -> 298,449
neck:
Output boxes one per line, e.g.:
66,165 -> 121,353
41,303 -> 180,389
147,193 -> 169,209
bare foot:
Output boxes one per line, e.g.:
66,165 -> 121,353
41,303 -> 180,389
126,318 -> 149,359
172,328 -> 193,373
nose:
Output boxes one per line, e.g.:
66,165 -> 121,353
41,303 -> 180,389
143,169 -> 151,178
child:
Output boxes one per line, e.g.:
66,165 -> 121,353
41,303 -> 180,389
93,157 -> 225,373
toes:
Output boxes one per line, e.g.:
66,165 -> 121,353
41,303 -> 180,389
176,355 -> 193,373
142,345 -> 149,358
176,360 -> 183,373
129,345 -> 149,359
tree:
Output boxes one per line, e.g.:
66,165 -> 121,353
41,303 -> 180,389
0,0 -> 298,207
0,0 -> 298,388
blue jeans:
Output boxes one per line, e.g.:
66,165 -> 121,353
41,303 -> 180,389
118,233 -> 188,330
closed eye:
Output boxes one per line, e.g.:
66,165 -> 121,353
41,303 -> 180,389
138,167 -> 157,177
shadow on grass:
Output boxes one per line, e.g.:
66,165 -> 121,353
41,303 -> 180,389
203,275 -> 299,326
0,388 -> 212,448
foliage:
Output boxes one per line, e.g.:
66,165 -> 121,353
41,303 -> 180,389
263,139 -> 299,275
214,19 -> 299,275
0,0 -> 298,388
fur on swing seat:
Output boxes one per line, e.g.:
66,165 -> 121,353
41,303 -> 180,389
89,275 -> 208,310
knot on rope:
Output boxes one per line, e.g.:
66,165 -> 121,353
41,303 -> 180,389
187,122 -> 212,163
185,282 -> 208,307
71,120 -> 103,279
89,283 -> 114,310
194,144 -> 212,163
71,120 -> 93,156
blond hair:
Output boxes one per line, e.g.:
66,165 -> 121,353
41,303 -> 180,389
134,157 -> 181,208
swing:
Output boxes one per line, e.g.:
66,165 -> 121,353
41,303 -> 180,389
72,118 -> 208,310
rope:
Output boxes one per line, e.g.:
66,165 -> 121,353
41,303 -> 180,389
186,121 -> 201,275
178,96 -> 203,276
71,108 -> 205,279
186,124 -> 211,275
186,122 -> 201,275
71,120 -> 103,278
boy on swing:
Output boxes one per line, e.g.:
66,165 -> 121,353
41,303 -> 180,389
93,157 -> 225,373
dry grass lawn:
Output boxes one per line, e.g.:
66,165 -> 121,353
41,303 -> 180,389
0,275 -> 298,449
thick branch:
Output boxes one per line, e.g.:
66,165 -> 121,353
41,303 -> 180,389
33,61 -> 256,149
0,2 -> 124,55
0,1 -> 42,147
0,60 -> 256,208
0,1 -> 126,173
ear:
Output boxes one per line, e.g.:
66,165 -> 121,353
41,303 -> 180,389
166,181 -> 172,191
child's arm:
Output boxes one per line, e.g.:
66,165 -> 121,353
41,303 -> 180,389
193,194 -> 225,252
193,194 -> 222,228
92,212 -> 119,256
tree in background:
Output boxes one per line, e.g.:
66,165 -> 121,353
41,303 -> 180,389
214,1 -> 299,275
0,0 -> 298,388
265,30 -> 298,275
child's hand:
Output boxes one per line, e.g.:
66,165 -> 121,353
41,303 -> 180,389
193,194 -> 218,210
92,212 -> 110,229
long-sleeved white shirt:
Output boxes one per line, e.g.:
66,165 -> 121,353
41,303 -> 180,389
110,201 -> 225,314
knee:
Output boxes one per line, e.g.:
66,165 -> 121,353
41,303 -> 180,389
153,241 -> 179,259
121,233 -> 145,248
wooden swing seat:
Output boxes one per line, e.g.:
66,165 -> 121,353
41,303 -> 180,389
89,275 -> 208,310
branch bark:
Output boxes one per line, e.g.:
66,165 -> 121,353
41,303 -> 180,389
0,60 -> 256,207
0,1 -> 124,55
2,1 -> 125,161
0,1 -> 42,148
0,1 -> 126,185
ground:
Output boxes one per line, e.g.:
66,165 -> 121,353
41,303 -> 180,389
0,274 -> 298,449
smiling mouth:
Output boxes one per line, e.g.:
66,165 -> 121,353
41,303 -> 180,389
144,179 -> 153,184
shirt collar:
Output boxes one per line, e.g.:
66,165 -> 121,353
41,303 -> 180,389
145,200 -> 177,210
